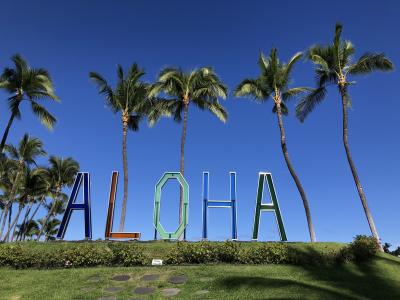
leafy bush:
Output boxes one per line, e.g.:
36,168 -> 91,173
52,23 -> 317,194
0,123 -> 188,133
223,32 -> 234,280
165,241 -> 220,264
60,244 -> 114,268
348,235 -> 379,262
0,236 -> 380,269
0,242 -> 149,269
107,242 -> 150,266
239,243 -> 289,264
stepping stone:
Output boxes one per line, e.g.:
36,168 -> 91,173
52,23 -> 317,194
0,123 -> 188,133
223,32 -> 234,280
112,274 -> 131,281
87,276 -> 101,282
195,290 -> 210,295
140,274 -> 159,281
81,287 -> 96,292
168,275 -> 187,284
199,277 -> 214,282
133,287 -> 156,295
162,288 -> 181,297
97,298 -> 116,300
104,287 -> 124,293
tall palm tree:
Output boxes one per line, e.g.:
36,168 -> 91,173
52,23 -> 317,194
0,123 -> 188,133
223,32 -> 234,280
235,48 -> 317,242
150,67 -> 228,237
0,134 -> 46,240
90,63 -> 169,231
15,219 -> 39,240
296,23 -> 394,250
39,218 -> 61,241
0,54 -> 59,152
14,166 -> 48,241
36,156 -> 79,241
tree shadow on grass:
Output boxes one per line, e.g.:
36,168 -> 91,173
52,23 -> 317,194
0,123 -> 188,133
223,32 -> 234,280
215,247 -> 400,300
216,276 -> 356,299
286,246 -> 400,300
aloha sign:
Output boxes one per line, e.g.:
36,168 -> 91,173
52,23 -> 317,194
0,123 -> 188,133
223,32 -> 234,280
56,171 -> 287,241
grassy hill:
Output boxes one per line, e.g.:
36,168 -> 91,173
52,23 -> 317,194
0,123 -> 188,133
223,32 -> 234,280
1,241 -> 399,299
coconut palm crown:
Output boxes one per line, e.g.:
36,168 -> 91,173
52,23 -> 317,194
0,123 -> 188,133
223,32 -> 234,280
0,54 -> 59,152
296,23 -> 394,250
235,48 -> 317,242
90,63 -> 169,232
296,23 -> 394,121
149,66 -> 228,239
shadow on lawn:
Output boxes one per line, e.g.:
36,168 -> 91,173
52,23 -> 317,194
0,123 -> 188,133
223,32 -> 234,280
216,247 -> 400,300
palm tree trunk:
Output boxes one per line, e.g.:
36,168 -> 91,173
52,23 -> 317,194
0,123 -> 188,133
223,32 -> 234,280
37,190 -> 60,241
23,198 -> 43,241
6,204 -> 12,242
0,113 -> 16,153
339,86 -> 383,251
179,103 -> 189,240
276,104 -> 316,242
2,204 -> 23,242
0,204 -> 10,239
16,200 -> 33,241
0,209 -> 4,229
119,119 -> 129,232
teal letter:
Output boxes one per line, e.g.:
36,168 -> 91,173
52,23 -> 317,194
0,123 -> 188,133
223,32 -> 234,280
153,172 -> 189,240
252,172 -> 287,241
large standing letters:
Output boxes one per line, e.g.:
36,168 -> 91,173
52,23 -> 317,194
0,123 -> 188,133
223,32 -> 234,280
252,172 -> 287,241
202,172 -> 238,240
153,172 -> 189,240
104,171 -> 140,239
57,172 -> 92,239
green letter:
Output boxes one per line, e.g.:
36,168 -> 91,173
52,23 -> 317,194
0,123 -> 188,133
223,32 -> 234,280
153,172 -> 189,240
252,172 -> 287,241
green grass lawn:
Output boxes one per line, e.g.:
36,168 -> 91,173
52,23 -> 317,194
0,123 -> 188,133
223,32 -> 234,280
0,255 -> 400,299
1,248 -> 400,300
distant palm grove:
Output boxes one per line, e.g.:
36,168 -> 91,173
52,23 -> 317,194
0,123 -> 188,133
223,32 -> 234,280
0,24 -> 394,250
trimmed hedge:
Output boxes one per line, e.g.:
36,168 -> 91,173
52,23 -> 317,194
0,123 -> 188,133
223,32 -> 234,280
0,236 -> 379,269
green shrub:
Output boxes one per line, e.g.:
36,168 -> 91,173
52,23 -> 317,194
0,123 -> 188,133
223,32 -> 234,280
107,242 -> 150,266
59,244 -> 114,268
0,237 -> 379,269
165,241 -> 220,264
348,235 -> 379,262
216,241 -> 241,263
240,243 -> 289,264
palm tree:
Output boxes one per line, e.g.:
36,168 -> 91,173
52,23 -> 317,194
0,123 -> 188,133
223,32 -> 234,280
235,48 -> 317,242
0,54 -> 59,152
296,23 -> 394,250
14,166 -> 49,241
150,67 -> 228,237
15,220 -> 39,240
90,63 -> 169,231
39,218 -> 61,241
0,134 -> 46,240
36,156 -> 79,241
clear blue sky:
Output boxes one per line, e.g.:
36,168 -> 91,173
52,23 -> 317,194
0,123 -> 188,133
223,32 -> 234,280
1,0 -> 399,245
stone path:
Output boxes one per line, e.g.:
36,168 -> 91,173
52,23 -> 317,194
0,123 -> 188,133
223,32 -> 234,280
194,290 -> 210,295
140,274 -> 160,281
112,274 -> 131,281
87,276 -> 101,283
161,288 -> 181,297
168,275 -> 187,284
132,287 -> 156,295
89,272 -> 210,299
103,287 -> 124,293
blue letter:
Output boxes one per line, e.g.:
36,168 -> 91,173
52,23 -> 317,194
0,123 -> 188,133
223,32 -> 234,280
57,172 -> 92,239
202,172 -> 237,240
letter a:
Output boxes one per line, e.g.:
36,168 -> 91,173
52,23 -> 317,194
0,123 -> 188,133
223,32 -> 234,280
252,172 -> 287,241
57,172 -> 92,239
